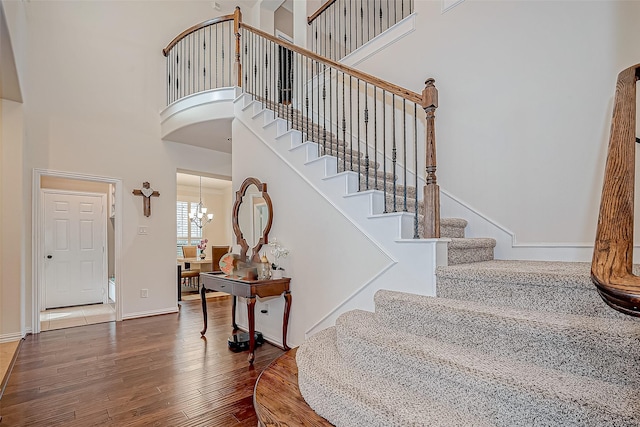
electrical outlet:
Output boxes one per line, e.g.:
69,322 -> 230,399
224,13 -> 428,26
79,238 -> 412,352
140,289 -> 149,298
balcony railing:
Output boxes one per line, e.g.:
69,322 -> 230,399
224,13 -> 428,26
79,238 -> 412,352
162,13 -> 237,105
308,0 -> 414,62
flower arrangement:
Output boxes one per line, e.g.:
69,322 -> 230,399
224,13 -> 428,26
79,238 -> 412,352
268,239 -> 289,270
197,238 -> 208,257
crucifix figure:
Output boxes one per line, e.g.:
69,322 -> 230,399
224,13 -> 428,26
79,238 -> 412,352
132,181 -> 160,217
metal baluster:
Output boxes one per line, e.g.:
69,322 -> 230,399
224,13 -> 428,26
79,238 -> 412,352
360,0 -> 363,50
310,59 -> 315,144
329,66 -> 332,157
387,0 -> 390,30
253,32 -> 258,100
243,30 -> 248,93
270,38 -> 279,111
394,0 -> 397,26
403,99 -> 407,212
383,90 -> 388,212
195,31 -> 199,93
366,0 -> 370,44
227,22 -> 231,87
305,55 -> 309,142
337,1 -> 340,60
266,35 -> 268,104
208,26 -> 212,89
322,65 -> 327,155
413,104 -> 419,238
222,22 -> 226,87
364,82 -> 370,189
343,0 -> 347,59
379,0 -> 383,35
176,44 -> 180,100
313,21 -> 317,56
374,87 -> 378,189
203,30 -> 206,91
357,78 -> 361,187
289,47 -> 293,128
349,75 -> 353,171
348,0 -> 352,54
191,33 -> 194,95
392,93 -> 397,212
342,72 -> 346,171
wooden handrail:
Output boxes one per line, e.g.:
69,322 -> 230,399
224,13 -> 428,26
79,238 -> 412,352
162,14 -> 235,56
591,63 -> 640,317
308,0 -> 338,25
239,23 -> 423,105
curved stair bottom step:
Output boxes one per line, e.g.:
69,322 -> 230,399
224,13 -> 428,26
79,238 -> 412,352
254,348 -> 333,427
333,310 -> 640,427
296,328 -> 493,427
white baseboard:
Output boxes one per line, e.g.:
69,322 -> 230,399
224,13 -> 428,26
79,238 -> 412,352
121,306 -> 178,320
0,332 -> 24,343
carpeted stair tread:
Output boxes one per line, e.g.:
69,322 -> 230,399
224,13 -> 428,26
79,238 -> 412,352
436,260 -> 633,318
296,328 -> 493,427
373,289 -> 640,386
440,218 -> 467,238
437,259 -> 596,285
447,237 -> 496,248
447,238 -> 496,265
332,310 -> 640,427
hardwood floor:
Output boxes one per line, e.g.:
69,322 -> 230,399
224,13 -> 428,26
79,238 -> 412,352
255,348 -> 333,426
0,296 -> 285,426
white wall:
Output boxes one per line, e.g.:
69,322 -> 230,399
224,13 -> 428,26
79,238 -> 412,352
351,0 -> 640,255
0,99 -> 26,341
232,118 -> 391,348
0,1 -> 245,336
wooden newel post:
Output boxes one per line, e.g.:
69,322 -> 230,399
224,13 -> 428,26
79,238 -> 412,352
234,6 -> 243,88
422,78 -> 440,238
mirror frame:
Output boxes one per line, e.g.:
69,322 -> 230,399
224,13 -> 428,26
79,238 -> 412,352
232,177 -> 273,262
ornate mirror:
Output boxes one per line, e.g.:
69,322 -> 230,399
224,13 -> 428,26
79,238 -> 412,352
232,177 -> 273,262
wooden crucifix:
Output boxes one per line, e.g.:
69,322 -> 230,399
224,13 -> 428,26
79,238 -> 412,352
132,182 -> 160,217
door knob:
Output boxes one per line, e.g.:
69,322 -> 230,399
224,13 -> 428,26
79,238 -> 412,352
46,255 -> 53,259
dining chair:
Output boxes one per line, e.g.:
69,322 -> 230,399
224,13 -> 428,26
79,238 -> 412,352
181,246 -> 199,289
211,246 -> 230,272
182,245 -> 197,258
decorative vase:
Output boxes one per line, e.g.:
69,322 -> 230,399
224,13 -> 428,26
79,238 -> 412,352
200,251 -> 206,260
272,269 -> 283,279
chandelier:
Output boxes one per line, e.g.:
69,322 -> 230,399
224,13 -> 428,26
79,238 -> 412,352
189,176 -> 213,229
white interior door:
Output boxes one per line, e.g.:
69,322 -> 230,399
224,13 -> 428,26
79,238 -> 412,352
44,191 -> 106,309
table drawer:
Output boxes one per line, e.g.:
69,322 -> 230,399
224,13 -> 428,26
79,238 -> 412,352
201,274 -> 232,293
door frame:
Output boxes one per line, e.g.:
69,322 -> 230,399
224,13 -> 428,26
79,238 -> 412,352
33,169 -> 123,333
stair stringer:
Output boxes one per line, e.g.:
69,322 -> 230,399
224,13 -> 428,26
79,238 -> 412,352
234,94 -> 448,339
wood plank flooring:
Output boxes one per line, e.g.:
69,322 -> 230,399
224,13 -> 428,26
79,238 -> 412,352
255,348 -> 333,426
0,296 -> 285,426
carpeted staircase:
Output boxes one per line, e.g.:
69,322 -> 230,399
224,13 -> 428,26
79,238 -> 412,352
262,99 -> 496,265
296,260 -> 640,426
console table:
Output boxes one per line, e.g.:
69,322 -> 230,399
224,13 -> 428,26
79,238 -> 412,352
199,272 -> 292,364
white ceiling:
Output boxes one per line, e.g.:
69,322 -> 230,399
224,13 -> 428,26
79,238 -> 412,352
165,118 -> 233,153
